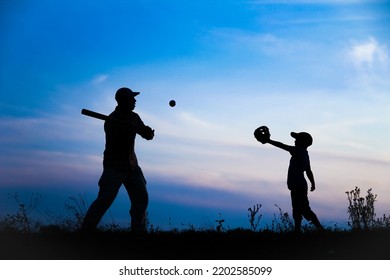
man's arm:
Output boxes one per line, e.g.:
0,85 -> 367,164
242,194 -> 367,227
138,125 -> 154,140
134,114 -> 154,140
105,113 -> 154,140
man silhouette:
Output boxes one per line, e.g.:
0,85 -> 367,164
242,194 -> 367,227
255,128 -> 323,232
81,87 -> 154,232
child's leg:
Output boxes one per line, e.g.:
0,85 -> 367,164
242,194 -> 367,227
299,195 -> 323,230
304,211 -> 323,229
290,191 -> 303,232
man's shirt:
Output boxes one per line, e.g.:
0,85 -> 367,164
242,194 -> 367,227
103,107 -> 147,171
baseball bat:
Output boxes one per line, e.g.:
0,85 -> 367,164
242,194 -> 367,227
81,108 -> 108,121
81,108 -> 155,139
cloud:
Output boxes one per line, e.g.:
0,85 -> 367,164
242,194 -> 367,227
91,74 -> 109,85
0,149 -> 100,187
207,28 -> 305,57
0,113 -> 104,187
0,115 -> 102,147
251,0 -> 379,4
348,37 -> 389,69
344,37 -> 390,89
178,111 -> 214,129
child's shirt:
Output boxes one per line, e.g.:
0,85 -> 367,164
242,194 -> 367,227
287,146 -> 310,191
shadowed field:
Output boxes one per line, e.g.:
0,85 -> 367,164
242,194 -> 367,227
1,228 -> 389,260
1,187 -> 389,260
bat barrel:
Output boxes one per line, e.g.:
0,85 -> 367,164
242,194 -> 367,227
81,108 -> 108,121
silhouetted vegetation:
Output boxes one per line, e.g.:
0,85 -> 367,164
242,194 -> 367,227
0,193 -> 44,233
346,186 -> 390,230
248,203 -> 262,231
1,187 -> 389,259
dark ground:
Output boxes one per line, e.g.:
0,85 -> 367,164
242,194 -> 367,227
1,229 -> 389,260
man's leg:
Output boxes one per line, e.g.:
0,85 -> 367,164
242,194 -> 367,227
81,168 -> 124,231
124,167 -> 149,232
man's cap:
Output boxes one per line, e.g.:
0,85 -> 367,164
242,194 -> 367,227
115,87 -> 140,102
291,132 -> 313,147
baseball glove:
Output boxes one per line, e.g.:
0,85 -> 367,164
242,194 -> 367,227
254,126 -> 270,144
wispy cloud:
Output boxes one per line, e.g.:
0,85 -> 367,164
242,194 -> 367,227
207,28 -> 310,57
91,74 -> 109,85
0,114 -> 103,187
348,37 -> 389,69
251,0 -> 380,4
0,149 -> 100,187
344,36 -> 390,89
0,115 -> 102,146
178,111 -> 214,129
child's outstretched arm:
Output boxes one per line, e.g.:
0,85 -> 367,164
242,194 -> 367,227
267,139 -> 292,152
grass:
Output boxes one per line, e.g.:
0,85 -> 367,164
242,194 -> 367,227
1,226 -> 390,260
1,187 -> 390,260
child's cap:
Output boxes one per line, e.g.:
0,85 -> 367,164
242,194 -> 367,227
291,132 -> 313,147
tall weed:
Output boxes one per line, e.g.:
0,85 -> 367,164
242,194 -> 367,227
248,204 -> 262,231
346,186 -> 390,230
0,193 -> 44,232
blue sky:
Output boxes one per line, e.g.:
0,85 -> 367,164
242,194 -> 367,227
1,0 -> 389,230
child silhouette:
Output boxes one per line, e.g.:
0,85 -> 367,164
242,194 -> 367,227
255,127 -> 323,232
